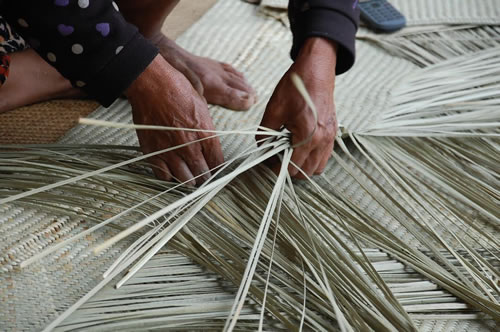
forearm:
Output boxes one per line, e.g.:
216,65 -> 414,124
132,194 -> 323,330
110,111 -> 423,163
295,37 -> 337,85
288,0 -> 359,75
126,55 -> 172,99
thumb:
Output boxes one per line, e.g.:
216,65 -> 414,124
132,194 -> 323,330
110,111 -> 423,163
256,101 -> 285,146
256,101 -> 286,171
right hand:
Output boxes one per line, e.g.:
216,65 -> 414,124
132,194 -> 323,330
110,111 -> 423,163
126,55 -> 224,186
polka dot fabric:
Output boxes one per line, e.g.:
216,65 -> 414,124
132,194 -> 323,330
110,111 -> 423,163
0,14 -> 28,87
0,0 -> 158,106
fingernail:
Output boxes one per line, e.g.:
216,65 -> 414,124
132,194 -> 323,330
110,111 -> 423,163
237,91 -> 250,99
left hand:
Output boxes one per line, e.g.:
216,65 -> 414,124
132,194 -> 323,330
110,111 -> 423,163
258,37 -> 338,178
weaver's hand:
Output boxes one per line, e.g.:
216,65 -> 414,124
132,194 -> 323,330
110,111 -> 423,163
259,38 -> 338,178
126,55 -> 224,186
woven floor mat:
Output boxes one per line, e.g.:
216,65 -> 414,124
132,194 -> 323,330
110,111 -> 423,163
1,0 -> 499,331
0,100 -> 98,144
57,0 -> 498,330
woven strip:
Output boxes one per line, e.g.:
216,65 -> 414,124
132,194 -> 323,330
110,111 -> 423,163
357,25 -> 500,67
392,0 -> 500,26
57,250 -> 280,331
260,0 -> 288,9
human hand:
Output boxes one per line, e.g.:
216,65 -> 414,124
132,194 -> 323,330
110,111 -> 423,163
258,38 -> 338,178
150,34 -> 257,111
126,55 -> 224,186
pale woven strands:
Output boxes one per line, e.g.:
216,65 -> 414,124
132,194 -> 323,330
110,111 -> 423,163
260,0 -> 500,26
1,0 -> 499,331
358,25 -> 500,67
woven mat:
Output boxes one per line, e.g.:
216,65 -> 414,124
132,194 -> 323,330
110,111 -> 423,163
60,0 -> 497,330
1,0 -> 499,331
0,100 -> 98,144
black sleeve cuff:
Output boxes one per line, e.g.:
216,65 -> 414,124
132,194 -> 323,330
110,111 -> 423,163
291,9 -> 357,75
82,32 -> 158,107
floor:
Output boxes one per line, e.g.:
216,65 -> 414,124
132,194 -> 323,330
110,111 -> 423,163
163,0 -> 218,39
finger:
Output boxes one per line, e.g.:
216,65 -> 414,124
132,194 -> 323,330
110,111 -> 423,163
270,162 -> 281,175
260,155 -> 281,176
221,63 -> 245,78
164,153 -> 196,186
257,104 -> 284,147
182,145 -> 212,185
287,112 -> 318,177
315,143 -> 334,175
288,112 -> 317,148
257,104 -> 286,168
299,148 -> 323,179
227,80 -> 257,102
289,145 -> 310,178
315,153 -> 330,175
222,86 -> 255,111
149,156 -> 172,182
225,72 -> 255,94
202,139 -> 224,172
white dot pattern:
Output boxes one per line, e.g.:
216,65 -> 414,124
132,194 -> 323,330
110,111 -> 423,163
112,1 -> 119,11
78,0 -> 90,9
72,43 -> 84,54
17,18 -> 29,28
47,52 -> 57,62
115,46 -> 123,54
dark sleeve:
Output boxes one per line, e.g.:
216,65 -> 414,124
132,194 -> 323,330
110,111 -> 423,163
3,0 -> 158,107
288,0 -> 360,75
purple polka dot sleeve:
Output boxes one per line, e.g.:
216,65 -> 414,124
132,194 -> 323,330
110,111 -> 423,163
2,0 -> 158,106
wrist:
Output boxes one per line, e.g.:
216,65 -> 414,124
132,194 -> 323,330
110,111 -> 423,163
125,54 -> 175,100
296,37 -> 337,77
293,37 -> 337,94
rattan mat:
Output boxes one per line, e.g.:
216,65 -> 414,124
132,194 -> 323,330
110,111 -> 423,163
0,100 -> 98,144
